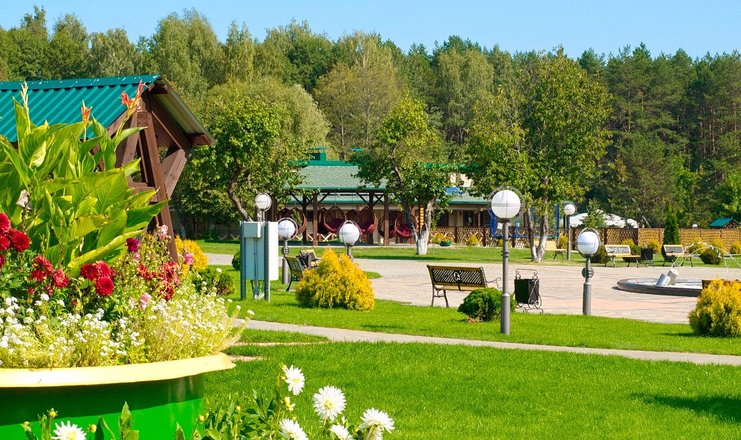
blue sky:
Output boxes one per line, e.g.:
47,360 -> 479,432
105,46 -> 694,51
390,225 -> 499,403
1,1 -> 739,58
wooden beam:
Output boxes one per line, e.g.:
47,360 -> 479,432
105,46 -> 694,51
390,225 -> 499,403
139,110 -> 177,260
116,114 -> 140,167
149,98 -> 190,150
161,149 -> 186,198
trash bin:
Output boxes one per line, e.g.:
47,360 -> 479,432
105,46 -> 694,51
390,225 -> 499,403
514,269 -> 541,312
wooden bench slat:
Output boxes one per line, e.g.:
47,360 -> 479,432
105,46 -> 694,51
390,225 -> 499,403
427,265 -> 489,307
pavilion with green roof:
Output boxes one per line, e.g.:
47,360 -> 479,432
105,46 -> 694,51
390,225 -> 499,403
0,75 -> 213,257
287,149 -> 491,246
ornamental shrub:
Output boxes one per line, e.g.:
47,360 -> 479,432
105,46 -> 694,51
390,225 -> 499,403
621,239 -> 640,255
232,250 -> 241,271
557,235 -> 568,249
295,249 -> 374,310
457,288 -> 516,322
661,210 -> 681,260
196,268 -> 235,296
689,280 -> 741,337
466,235 -> 481,247
686,241 -> 707,254
710,239 -> 726,252
591,245 -> 608,264
175,236 -> 208,274
645,239 -> 661,254
731,241 -> 741,255
700,247 -> 723,265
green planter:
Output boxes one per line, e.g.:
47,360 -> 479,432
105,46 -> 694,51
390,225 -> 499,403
0,353 -> 234,439
439,240 -> 453,247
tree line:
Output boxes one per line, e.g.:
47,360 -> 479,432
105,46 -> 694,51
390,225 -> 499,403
1,7 -> 739,235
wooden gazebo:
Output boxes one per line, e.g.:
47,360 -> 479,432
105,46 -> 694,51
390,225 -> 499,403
0,75 -> 213,257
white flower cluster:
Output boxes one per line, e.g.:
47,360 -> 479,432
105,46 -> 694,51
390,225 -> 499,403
274,366 -> 394,440
0,281 -> 243,368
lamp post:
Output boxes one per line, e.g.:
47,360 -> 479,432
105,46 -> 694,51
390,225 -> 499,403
277,217 -> 298,285
338,220 -> 361,258
490,187 -> 521,335
255,193 -> 272,299
576,228 -> 600,316
563,203 -> 576,260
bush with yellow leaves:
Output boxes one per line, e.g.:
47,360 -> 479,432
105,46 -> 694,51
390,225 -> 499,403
689,280 -> 741,337
295,249 -> 374,311
175,237 -> 209,274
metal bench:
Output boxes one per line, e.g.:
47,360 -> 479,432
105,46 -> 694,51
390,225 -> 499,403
604,245 -> 640,267
285,256 -> 308,291
662,245 -> 697,267
426,265 -> 499,307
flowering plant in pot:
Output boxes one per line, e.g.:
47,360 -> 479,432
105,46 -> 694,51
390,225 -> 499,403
0,85 -> 244,437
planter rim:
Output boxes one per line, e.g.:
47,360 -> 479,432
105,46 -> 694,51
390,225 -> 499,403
0,353 -> 234,388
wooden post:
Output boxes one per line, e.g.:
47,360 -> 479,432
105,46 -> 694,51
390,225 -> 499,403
312,193 -> 319,247
383,194 -> 389,246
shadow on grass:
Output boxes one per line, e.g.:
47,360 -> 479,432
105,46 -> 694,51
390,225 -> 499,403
660,332 -> 700,338
640,394 -> 741,423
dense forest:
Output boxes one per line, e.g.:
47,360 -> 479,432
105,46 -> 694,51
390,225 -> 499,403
1,6 -> 739,229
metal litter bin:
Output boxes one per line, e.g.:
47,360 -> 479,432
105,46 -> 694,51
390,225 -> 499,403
514,269 -> 542,312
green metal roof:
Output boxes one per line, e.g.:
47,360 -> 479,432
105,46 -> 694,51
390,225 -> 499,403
709,217 -> 736,228
0,75 -> 212,144
295,159 -> 487,205
297,161 -> 385,191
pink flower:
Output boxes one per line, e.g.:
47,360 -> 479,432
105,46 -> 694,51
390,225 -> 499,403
158,225 -> 169,240
139,292 -> 151,310
0,235 -> 9,251
126,237 -> 140,253
184,252 -> 194,265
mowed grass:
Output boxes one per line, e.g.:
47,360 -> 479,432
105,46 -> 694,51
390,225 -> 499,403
196,239 -> 580,265
197,238 -> 723,267
211,343 -> 741,439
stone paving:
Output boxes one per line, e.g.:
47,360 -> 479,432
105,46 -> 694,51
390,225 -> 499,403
207,252 -> 741,324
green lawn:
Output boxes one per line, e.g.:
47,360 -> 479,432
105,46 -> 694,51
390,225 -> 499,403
209,342 -> 741,439
234,287 -> 740,356
197,239 -> 720,267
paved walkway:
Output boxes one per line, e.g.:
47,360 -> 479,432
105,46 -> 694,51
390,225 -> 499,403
247,320 -> 741,366
208,252 -> 741,324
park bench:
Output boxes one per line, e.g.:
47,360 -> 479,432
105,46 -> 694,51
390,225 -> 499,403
285,256 -> 310,291
426,265 -> 499,307
298,249 -> 321,268
662,245 -> 698,267
604,245 -> 640,267
544,240 -> 566,259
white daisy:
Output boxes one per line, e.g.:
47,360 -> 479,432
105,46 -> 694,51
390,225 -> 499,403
313,385 -> 346,421
52,421 -> 86,440
360,408 -> 394,440
282,365 -> 305,395
279,418 -> 307,440
330,424 -> 353,440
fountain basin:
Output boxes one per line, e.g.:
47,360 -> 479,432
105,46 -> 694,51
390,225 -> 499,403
616,278 -> 702,297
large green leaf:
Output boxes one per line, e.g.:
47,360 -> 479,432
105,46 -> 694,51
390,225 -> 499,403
67,232 -> 138,277
125,200 -> 166,231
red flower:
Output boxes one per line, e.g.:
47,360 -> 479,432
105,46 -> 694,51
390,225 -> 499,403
137,264 -> 152,281
52,270 -> 68,288
0,235 -> 9,251
0,213 -> 9,233
161,283 -> 175,301
126,237 -> 140,253
0,254 -> 5,269
80,263 -> 98,281
30,269 -> 46,282
95,276 -> 114,296
33,255 -> 53,273
9,229 -> 29,252
95,261 -> 113,278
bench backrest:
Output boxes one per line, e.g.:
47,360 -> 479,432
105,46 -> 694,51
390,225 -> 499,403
663,245 -> 685,256
427,265 -> 487,290
285,256 -> 306,280
605,244 -> 632,256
